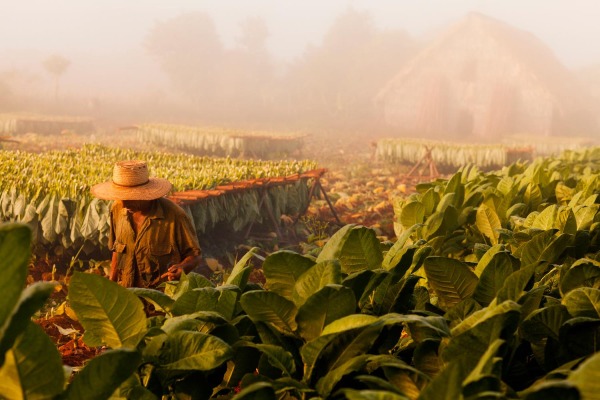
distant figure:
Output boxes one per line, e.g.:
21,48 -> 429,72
91,160 -> 202,288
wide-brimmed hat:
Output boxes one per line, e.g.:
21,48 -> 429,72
91,160 -> 172,200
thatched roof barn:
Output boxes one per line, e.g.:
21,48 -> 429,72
375,12 -> 597,140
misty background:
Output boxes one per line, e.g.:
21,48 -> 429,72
2,0 -> 600,136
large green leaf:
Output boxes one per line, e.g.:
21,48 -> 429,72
574,204 -> 599,230
296,285 -> 356,341
292,260 -> 342,306
531,205 -> 559,231
495,263 -> 539,303
0,224 -> 31,331
462,339 -> 504,390
423,256 -> 479,311
317,225 -> 383,273
0,322 -> 64,399
519,231 -> 571,267
262,250 -> 315,301
444,301 -> 521,366
41,194 -> 58,242
418,360 -> 468,400
562,287 -> 600,319
68,272 -> 147,348
307,315 -> 407,385
472,252 -> 514,306
560,258 -> 600,296
321,314 -> 379,336
476,204 -> 501,245
520,305 -> 571,342
158,331 -> 233,370
226,247 -> 258,290
0,282 -> 55,365
568,351 -> 600,399
242,342 -> 296,376
128,287 -> 175,313
234,382 -> 277,400
63,349 -> 141,400
315,354 -> 371,397
240,291 -> 298,333
522,381 -> 580,400
171,287 -> 220,316
400,201 -> 425,229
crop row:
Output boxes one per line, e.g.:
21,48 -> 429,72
0,144 -> 317,255
135,123 -> 306,158
376,137 -> 536,170
0,113 -> 94,135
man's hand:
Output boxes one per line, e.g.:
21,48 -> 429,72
166,264 -> 184,281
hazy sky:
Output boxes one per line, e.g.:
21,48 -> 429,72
2,0 -> 600,96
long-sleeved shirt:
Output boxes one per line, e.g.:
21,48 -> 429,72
108,198 -> 201,288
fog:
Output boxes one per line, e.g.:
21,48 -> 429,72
2,0 -> 600,136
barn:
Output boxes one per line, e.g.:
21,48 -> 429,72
375,12 -> 597,140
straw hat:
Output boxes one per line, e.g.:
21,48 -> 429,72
91,160 -> 172,200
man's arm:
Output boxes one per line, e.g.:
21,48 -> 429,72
109,252 -> 119,282
166,254 -> 202,281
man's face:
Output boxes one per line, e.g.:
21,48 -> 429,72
122,200 -> 152,212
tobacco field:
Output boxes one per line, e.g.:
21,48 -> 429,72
2,130 -> 600,399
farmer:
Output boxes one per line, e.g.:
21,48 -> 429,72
91,160 -> 202,288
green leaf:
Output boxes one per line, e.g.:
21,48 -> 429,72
161,311 -> 229,335
171,287 -> 220,316
520,305 -> 571,342
243,342 -> 296,376
226,247 -> 258,290
522,381 -> 580,400
444,301 -> 521,366
262,250 -> 315,301
322,314 -> 379,336
560,258 -> 600,296
240,291 -> 298,333
0,282 -> 56,365
63,349 -> 141,400
297,285 -> 356,341
292,260 -> 342,306
472,252 -> 514,306
400,201 -> 425,228
495,263 -> 539,303
476,204 -> 501,245
317,225 -> 383,274
234,382 -> 277,400
423,256 -> 479,311
563,287 -> 600,319
159,331 -> 233,370
418,360 -> 468,400
0,224 -> 31,331
568,351 -> 600,399
68,272 -> 147,348
41,194 -> 58,242
128,287 -> 175,313
316,354 -> 371,397
519,231 -> 571,267
463,339 -> 504,388
0,322 -> 64,399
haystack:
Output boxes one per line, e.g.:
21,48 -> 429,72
375,12 -> 597,140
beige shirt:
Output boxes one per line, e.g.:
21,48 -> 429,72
109,198 -> 201,288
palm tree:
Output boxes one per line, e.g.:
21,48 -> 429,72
42,54 -> 70,102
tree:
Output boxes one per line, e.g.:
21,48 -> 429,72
145,12 -> 224,116
43,54 -> 70,102
282,8 -> 417,129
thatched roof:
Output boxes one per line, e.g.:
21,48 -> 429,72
376,12 -> 597,139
